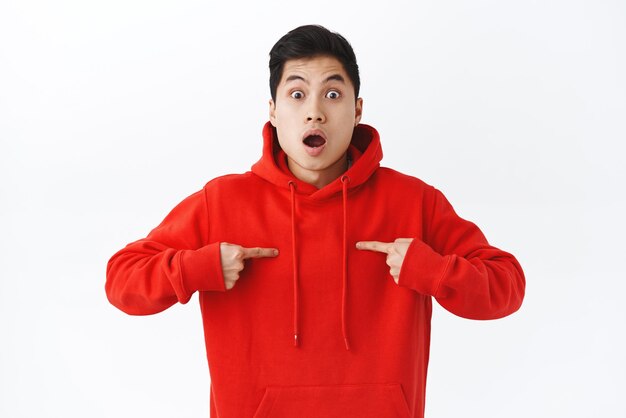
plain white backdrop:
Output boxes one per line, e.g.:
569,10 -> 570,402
1,0 -> 624,417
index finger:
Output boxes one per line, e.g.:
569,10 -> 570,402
241,247 -> 279,259
356,241 -> 393,254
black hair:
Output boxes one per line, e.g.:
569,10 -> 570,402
269,25 -> 360,102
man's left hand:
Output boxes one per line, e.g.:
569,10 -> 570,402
356,238 -> 414,284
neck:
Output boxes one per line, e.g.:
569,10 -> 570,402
288,153 -> 349,189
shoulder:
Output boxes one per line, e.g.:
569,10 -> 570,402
201,171 -> 263,195
374,167 -> 436,195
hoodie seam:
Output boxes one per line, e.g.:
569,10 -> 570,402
274,183 -> 365,206
433,255 -> 453,298
177,251 -> 191,302
202,185 -> 211,246
425,185 -> 438,240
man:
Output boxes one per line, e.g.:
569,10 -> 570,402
106,24 -> 525,418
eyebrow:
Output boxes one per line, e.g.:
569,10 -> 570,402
284,74 -> 346,84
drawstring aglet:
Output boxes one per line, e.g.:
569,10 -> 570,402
294,333 -> 299,347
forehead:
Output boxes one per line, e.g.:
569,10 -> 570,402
280,55 -> 350,85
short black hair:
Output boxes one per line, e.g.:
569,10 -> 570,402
269,25 -> 360,102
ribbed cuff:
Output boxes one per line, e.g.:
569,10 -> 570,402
398,239 -> 450,297
181,242 -> 226,295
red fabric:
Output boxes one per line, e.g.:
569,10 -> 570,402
106,122 -> 525,417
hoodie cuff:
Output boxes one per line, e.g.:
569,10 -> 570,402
398,239 -> 450,297
181,242 -> 226,295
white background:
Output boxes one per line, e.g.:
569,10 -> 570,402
1,0 -> 624,417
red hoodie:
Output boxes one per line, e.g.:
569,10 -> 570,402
106,122 -> 525,418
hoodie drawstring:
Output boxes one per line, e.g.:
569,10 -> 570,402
288,181 -> 300,347
340,175 -> 351,351
287,177 -> 352,351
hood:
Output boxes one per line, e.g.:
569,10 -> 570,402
251,121 -> 383,199
251,121 -> 383,351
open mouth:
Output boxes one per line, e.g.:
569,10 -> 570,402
301,129 -> 328,157
303,134 -> 327,148
302,129 -> 328,149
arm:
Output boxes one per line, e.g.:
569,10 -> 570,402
397,187 -> 525,320
105,188 -> 226,316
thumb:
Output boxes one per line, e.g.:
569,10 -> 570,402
394,238 -> 414,244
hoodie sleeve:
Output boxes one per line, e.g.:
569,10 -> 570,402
105,187 -> 226,315
397,187 -> 525,320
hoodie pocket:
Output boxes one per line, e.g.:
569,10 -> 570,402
253,383 -> 411,418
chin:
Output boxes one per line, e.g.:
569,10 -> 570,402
299,160 -> 330,171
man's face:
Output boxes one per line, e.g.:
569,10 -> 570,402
269,55 -> 363,187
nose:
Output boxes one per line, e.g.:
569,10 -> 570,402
306,98 -> 325,123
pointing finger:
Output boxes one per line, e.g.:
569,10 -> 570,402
394,238 -> 414,244
356,241 -> 392,254
241,247 -> 279,259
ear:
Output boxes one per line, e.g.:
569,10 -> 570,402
269,99 -> 276,127
354,97 -> 363,126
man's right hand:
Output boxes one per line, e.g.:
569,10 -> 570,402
219,243 -> 279,290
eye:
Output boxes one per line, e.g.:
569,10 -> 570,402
290,90 -> 304,99
326,90 -> 340,99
